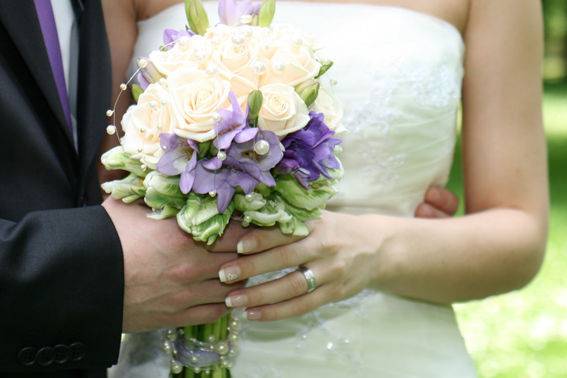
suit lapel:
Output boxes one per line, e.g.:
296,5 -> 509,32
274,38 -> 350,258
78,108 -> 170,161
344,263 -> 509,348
76,0 -> 112,184
0,1 -> 75,148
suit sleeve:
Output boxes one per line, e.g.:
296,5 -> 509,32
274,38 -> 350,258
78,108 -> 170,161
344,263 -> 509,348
0,205 -> 124,372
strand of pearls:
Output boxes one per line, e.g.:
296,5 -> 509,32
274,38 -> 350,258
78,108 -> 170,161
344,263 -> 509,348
163,315 -> 242,375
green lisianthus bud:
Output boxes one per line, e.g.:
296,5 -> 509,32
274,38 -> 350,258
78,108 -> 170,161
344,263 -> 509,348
234,192 -> 266,212
185,0 -> 209,35
101,146 -> 147,177
296,81 -> 320,107
143,172 -> 186,219
177,193 -> 234,245
258,0 -> 276,27
247,90 -> 263,125
274,174 -> 337,211
241,197 -> 292,228
101,173 -> 146,204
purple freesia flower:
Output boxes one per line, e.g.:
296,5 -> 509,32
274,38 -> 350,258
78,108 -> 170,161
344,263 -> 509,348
214,92 -> 258,150
218,0 -> 262,26
193,129 -> 284,212
156,133 -> 199,194
163,28 -> 194,47
277,112 -> 341,187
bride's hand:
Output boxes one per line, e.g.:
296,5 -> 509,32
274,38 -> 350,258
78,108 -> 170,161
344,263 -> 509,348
216,185 -> 458,321
219,211 -> 382,321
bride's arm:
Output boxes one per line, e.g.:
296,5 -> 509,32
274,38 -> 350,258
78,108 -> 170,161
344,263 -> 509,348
216,0 -> 548,319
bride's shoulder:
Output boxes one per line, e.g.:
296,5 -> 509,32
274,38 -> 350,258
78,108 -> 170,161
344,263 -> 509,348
133,0 -> 183,21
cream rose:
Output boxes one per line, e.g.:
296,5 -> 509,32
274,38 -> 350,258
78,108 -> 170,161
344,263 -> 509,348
312,85 -> 344,132
261,44 -> 321,87
212,27 -> 266,98
167,67 -> 231,142
257,83 -> 310,136
149,36 -> 212,76
120,83 -> 177,167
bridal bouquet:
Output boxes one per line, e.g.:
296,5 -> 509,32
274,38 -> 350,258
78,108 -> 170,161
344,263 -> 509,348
101,0 -> 343,376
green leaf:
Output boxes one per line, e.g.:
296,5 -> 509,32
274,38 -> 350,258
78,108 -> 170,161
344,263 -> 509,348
315,60 -> 334,79
197,140 -> 213,159
101,173 -> 146,203
177,193 -> 234,245
131,84 -> 144,102
185,0 -> 209,35
258,0 -> 276,27
100,146 -> 148,177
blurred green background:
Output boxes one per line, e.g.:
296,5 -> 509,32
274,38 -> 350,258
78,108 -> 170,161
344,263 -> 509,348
452,2 -> 567,377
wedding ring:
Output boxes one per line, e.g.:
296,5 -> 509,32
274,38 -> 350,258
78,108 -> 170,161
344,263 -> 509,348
298,265 -> 317,293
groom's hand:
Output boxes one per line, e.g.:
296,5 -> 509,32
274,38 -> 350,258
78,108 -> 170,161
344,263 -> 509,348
102,198 -> 243,332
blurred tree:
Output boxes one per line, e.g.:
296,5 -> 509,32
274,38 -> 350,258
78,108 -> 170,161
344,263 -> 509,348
542,0 -> 567,81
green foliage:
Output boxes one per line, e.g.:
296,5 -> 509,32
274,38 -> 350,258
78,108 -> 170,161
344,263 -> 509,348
315,60 -> 334,79
101,173 -> 146,203
100,146 -> 148,177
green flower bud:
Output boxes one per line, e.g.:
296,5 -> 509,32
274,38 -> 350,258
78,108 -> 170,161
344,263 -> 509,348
101,146 -> 147,177
143,172 -> 186,218
246,90 -> 263,125
274,173 -> 338,211
234,192 -> 267,212
101,173 -> 146,204
296,80 -> 320,107
177,193 -> 234,245
185,0 -> 209,35
258,0 -> 276,27
131,84 -> 144,103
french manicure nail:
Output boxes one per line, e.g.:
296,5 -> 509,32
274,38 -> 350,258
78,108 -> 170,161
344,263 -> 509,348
219,266 -> 241,283
246,309 -> 261,320
237,239 -> 256,254
225,294 -> 247,308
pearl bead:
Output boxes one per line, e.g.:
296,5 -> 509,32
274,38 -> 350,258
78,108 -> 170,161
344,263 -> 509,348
137,58 -> 148,69
163,341 -> 172,353
106,125 -> 116,135
245,193 -> 254,201
216,341 -> 229,355
194,367 -> 202,374
326,341 -> 335,351
141,164 -> 147,171
171,361 -> 183,374
209,191 -> 216,197
217,150 -> 226,161
212,113 -> 221,122
253,139 -> 270,155
106,109 -> 114,117
230,334 -> 239,342
205,369 -> 211,375
120,83 -> 127,90
137,147 -> 143,153
252,61 -> 266,74
273,61 -> 285,71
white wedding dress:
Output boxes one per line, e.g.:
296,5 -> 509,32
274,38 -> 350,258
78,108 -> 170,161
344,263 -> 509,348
110,2 -> 477,377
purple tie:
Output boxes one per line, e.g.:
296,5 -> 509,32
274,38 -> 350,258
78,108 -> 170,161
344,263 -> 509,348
34,0 -> 72,130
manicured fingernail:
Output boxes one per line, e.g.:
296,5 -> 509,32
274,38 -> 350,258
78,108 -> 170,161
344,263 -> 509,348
219,266 -> 241,283
237,239 -> 256,254
225,294 -> 247,308
246,309 -> 261,320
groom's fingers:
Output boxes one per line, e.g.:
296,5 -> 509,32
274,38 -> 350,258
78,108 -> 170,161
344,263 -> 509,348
169,303 -> 228,327
206,222 -> 250,252
424,186 -> 459,215
170,279 -> 244,310
235,228 -> 306,255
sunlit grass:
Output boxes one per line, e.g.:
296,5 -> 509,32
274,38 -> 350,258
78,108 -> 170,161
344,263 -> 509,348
451,83 -> 567,378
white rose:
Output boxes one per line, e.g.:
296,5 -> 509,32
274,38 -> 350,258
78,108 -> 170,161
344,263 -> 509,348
261,44 -> 321,87
149,36 -> 212,76
211,27 -> 263,99
120,83 -> 177,167
167,67 -> 231,142
257,83 -> 310,136
311,85 -> 344,132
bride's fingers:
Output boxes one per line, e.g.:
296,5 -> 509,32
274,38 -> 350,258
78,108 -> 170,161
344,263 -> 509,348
236,227 -> 307,255
218,241 -> 316,283
244,284 -> 336,322
224,261 -> 331,308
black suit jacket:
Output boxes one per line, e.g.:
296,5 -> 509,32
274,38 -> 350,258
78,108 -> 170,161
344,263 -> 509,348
0,1 -> 123,377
